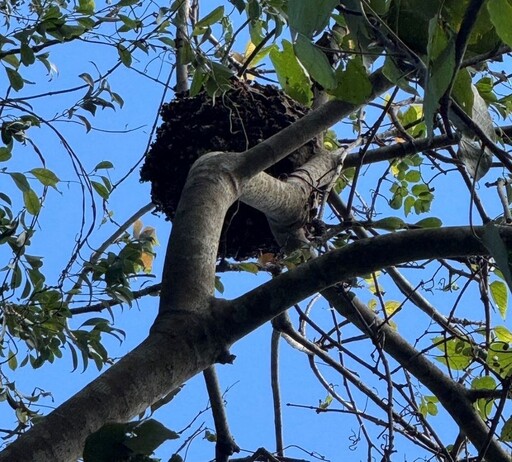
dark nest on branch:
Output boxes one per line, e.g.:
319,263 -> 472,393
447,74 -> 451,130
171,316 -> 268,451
140,80 -> 318,261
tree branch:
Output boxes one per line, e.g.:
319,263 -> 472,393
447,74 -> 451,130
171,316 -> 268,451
4,226 -> 512,461
203,366 -> 240,462
234,69 -> 393,179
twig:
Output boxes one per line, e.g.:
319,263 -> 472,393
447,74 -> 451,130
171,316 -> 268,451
271,328 -> 284,457
345,86 -> 399,217
175,0 -> 190,94
65,201 -> 155,304
273,312 -> 446,456
203,366 -> 240,462
494,178 -> 512,223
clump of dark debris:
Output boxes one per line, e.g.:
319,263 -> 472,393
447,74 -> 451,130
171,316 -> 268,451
140,80 -> 318,261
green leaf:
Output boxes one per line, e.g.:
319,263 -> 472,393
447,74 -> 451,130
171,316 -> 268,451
117,44 -> 132,67
116,0 -> 139,6
79,72 -> 94,88
404,170 -> 421,182
194,6 -> 224,31
491,280 -> 509,319
452,69 -> 474,117
419,395 -> 439,418
404,196 -> 415,216
190,67 -> 207,96
24,189 -> 41,215
158,36 -> 175,48
77,115 -> 92,132
91,181 -> 110,200
215,276 -> 224,294
78,0 -> 95,14
472,375 -> 497,390
204,429 -> 216,442
294,34 -> 336,90
7,351 -> 17,371
84,422 -> 134,462
501,416 -> 512,442
124,419 -> 179,455
59,25 -> 86,40
331,59 -> 372,105
373,217 -> 405,231
495,325 -> 512,343
472,376 -> 496,419
203,64 -> 232,97
287,0 -> 338,38
196,6 -> 224,29
487,341 -> 512,378
238,262 -> 259,274
318,394 -> 333,410
246,0 -> 261,20
11,263 -> 22,289
0,146 -> 12,162
5,68 -> 24,91
482,223 -> 512,293
382,57 -> 418,95
10,172 -> 30,192
414,217 -> 442,228
94,161 -> 114,170
20,43 -> 35,66
434,336 -> 473,371
2,54 -> 20,69
229,0 -> 245,14
150,386 -> 183,414
384,300 -> 401,316
269,40 -> 313,105
118,14 -> 138,31
488,0 -> 512,47
424,19 -> 456,137
30,168 -> 60,187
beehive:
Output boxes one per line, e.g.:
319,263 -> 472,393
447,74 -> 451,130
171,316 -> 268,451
140,80 -> 317,260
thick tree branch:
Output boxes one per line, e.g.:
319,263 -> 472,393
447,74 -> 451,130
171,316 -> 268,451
226,226 -> 512,344
343,134 -> 459,169
322,288 -> 506,462
234,69 -> 393,179
4,226 -> 512,461
175,0 -> 190,94
158,69 -> 392,320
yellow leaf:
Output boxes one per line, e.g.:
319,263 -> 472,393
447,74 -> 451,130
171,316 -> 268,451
244,41 -> 256,60
133,219 -> 143,239
140,226 -> 159,245
391,163 -> 400,176
324,140 -> 335,150
385,300 -> 401,316
495,325 -> 512,343
258,252 -> 277,265
140,251 -> 154,273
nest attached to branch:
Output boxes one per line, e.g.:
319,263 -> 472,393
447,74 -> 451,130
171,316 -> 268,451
140,80 -> 318,261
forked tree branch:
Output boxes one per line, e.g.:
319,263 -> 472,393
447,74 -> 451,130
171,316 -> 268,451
3,226 -> 512,461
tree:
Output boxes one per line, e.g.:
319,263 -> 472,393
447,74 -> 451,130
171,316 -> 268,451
2,0 -> 512,460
